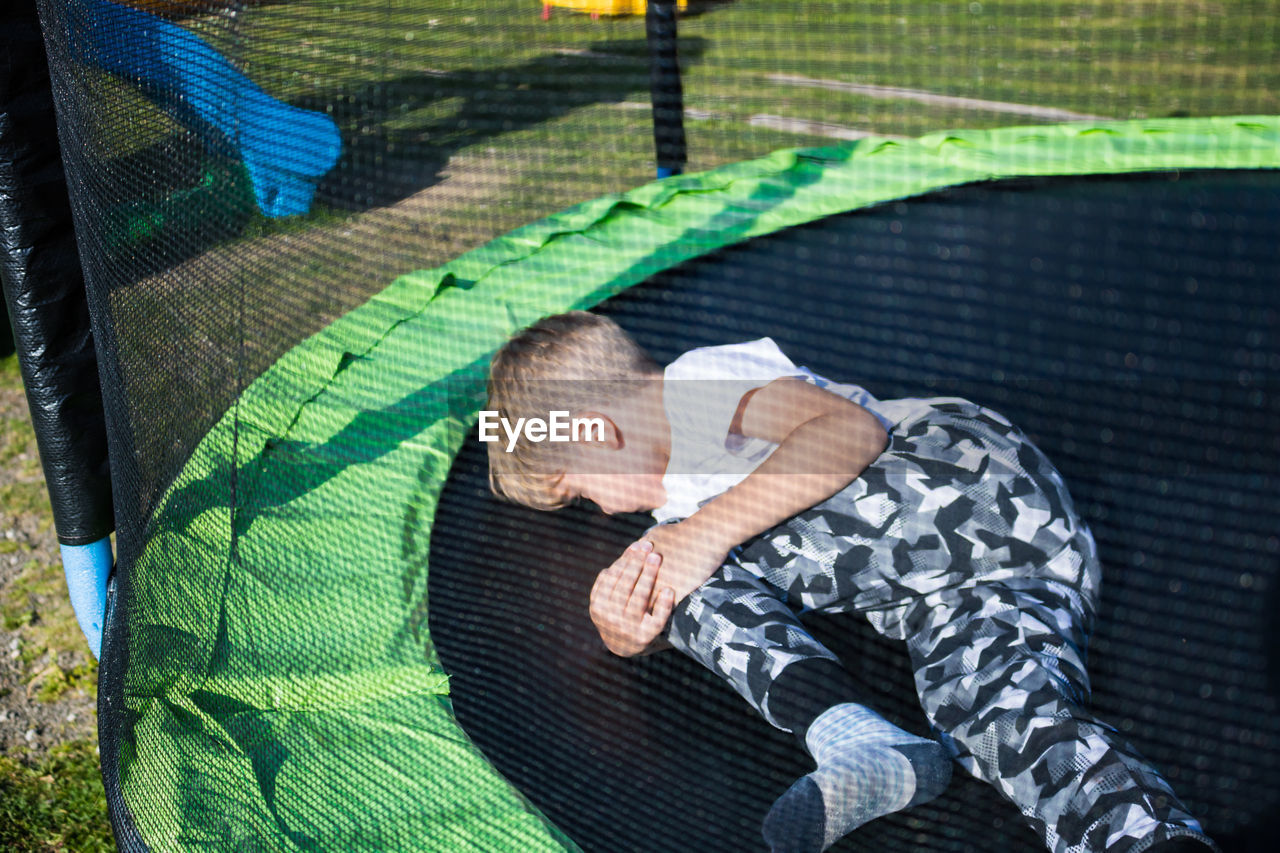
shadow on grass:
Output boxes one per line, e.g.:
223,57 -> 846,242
98,36 -> 706,284
309,36 -> 707,211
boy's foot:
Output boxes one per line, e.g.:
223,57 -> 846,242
762,703 -> 952,853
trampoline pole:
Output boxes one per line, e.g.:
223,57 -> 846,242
3,0 -> 115,662
646,0 -> 686,178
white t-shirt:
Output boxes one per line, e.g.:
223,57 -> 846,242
651,338 -> 898,523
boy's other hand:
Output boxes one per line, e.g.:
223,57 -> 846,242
589,541 -> 677,657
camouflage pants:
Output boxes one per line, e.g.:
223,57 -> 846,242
665,399 -> 1213,853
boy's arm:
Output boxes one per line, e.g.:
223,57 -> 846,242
699,377 -> 888,549
646,378 -> 888,603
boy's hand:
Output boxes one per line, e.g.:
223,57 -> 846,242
638,520 -> 732,606
589,541 -> 677,657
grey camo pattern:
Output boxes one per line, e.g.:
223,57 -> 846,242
664,399 -> 1214,853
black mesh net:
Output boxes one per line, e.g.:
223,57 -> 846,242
25,0 -> 1280,850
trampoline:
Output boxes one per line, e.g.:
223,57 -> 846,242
3,1 -> 1279,850
93,120 -> 1280,851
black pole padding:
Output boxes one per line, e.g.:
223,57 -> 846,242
646,0 -> 687,178
0,0 -> 114,547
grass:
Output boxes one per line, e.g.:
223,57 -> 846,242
93,0 -> 1280,277
0,360 -> 45,519
0,359 -> 97,694
98,0 -> 1280,189
91,0 -> 1280,277
0,742 -> 114,853
1,551 -> 99,704
1,354 -> 108,847
90,0 -> 1278,490
94,1 -> 1280,446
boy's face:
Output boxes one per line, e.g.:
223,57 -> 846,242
557,431 -> 667,515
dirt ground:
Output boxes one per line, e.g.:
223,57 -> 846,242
0,362 -> 99,761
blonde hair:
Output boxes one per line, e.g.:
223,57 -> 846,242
486,311 -> 659,510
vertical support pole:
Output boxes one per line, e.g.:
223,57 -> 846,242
646,0 -> 686,178
60,540 -> 112,659
1,0 -> 114,658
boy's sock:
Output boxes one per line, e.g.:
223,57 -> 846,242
762,703 -> 952,853
765,658 -> 870,743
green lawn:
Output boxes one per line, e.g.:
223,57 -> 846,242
90,0 -> 1280,286
0,355 -> 111,851
92,0 -> 1280,281
104,0 -> 1280,211
0,742 -> 112,853
90,0 -> 1279,471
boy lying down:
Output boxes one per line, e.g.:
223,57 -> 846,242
484,310 -> 1216,853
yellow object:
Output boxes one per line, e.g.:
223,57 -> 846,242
543,0 -> 687,17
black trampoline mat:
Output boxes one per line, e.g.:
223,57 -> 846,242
430,170 -> 1280,853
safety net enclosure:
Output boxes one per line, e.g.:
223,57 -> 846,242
3,0 -> 1278,851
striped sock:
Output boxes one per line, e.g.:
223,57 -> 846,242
762,703 -> 952,853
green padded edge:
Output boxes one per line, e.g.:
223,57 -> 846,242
122,116 -> 1280,851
